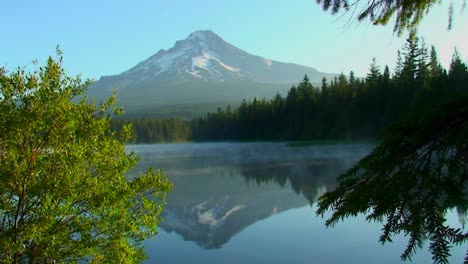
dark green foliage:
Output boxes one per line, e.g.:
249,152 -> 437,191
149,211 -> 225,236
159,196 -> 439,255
448,48 -> 468,97
314,1 -> 467,263
112,118 -> 191,143
308,32 -> 468,264
429,46 -> 444,79
188,36 -> 466,143
317,96 -> 468,263
366,57 -> 381,82
315,0 -> 463,34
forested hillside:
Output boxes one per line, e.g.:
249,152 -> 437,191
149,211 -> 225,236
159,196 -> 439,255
113,32 -> 467,143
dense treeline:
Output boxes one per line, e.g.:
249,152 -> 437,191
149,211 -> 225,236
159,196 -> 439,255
116,32 -> 467,143
111,118 -> 191,143
191,32 -> 467,141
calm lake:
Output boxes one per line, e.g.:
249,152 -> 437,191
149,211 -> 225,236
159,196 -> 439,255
127,142 -> 466,264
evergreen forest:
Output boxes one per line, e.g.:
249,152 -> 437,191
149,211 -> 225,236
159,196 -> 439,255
112,32 -> 468,143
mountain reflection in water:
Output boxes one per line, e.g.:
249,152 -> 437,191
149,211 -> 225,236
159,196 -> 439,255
127,142 -> 466,264
129,142 -> 371,248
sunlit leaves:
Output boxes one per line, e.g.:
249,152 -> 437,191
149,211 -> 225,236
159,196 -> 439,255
0,54 -> 171,263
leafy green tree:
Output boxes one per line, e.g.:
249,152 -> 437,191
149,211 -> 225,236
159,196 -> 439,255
0,54 -> 171,263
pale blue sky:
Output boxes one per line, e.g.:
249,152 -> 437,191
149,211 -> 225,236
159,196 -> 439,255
2,0 -> 467,80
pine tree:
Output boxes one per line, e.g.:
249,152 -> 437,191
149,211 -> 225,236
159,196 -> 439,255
394,50 -> 404,78
448,48 -> 468,96
315,0 -> 461,35
429,45 -> 443,78
297,75 -> 316,100
366,57 -> 381,82
349,70 -> 356,85
449,48 -> 467,79
401,30 -> 420,81
416,38 -> 430,82
317,97 -> 468,264
338,73 -> 348,89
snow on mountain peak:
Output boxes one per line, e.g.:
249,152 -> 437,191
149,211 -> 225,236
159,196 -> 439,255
187,31 -> 206,41
116,29 -> 326,85
90,30 -> 337,113
125,30 -> 244,81
188,51 -> 241,78
187,30 -> 216,41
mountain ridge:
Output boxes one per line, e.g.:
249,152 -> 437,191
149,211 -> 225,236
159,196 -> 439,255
89,30 -> 337,117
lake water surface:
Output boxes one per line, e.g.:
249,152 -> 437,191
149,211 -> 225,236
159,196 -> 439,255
127,142 -> 466,264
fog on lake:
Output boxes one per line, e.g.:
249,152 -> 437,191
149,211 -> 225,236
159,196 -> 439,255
127,142 -> 466,264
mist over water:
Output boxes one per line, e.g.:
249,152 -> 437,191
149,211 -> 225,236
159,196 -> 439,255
127,142 -> 466,264
130,142 -> 371,172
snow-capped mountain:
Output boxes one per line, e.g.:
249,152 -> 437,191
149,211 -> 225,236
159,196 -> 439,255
88,30 -> 336,116
122,30 -> 248,82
